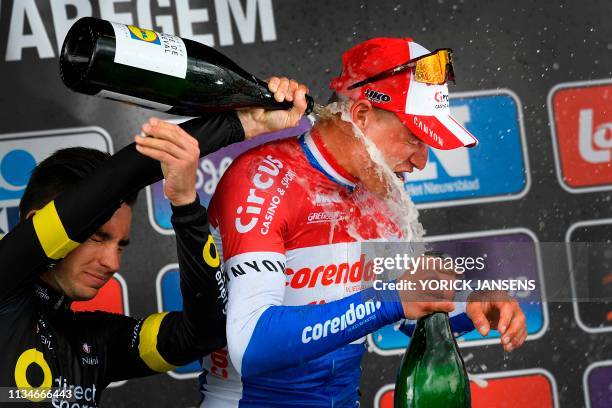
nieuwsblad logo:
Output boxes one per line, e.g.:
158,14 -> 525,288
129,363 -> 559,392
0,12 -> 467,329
0,128 -> 112,237
368,228 -> 548,355
548,79 -> 612,193
127,25 -> 161,45
374,368 -> 558,408
405,89 -> 529,208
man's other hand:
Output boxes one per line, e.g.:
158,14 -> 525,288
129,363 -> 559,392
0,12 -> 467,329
467,290 -> 527,352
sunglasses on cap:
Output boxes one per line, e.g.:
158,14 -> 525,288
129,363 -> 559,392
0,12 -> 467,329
347,48 -> 455,90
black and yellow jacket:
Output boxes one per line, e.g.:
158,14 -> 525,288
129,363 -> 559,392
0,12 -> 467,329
0,113 -> 244,406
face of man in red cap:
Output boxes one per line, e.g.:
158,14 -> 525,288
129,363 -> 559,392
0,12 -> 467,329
324,37 -> 478,194
345,100 -> 430,181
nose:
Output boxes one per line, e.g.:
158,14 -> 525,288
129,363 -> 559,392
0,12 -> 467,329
411,144 -> 429,170
98,244 -> 121,272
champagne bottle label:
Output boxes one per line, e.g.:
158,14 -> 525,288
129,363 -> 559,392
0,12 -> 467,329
96,89 -> 173,112
110,22 -> 188,78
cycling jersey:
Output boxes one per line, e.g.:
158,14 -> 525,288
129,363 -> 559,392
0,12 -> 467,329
0,113 -> 243,407
201,130 -> 475,407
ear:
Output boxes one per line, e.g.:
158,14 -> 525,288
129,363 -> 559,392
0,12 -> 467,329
25,210 -> 36,220
349,100 -> 374,131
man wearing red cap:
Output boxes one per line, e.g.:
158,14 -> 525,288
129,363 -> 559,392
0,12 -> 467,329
198,38 -> 527,407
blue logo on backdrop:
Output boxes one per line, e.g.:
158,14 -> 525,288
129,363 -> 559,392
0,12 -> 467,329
0,149 -> 37,200
0,128 -> 112,235
157,267 -> 201,377
0,149 -> 36,235
406,90 -> 529,207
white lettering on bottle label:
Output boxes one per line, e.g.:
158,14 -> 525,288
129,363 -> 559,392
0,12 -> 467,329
96,89 -> 173,112
111,22 -> 188,79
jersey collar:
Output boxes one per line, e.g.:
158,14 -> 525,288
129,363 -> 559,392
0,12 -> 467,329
298,131 -> 358,191
34,280 -> 70,310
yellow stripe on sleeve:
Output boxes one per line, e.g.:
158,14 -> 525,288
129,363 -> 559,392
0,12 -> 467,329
138,312 -> 177,372
32,201 -> 80,260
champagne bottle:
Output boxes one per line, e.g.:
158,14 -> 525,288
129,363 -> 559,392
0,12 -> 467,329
394,312 -> 471,408
59,17 -> 315,116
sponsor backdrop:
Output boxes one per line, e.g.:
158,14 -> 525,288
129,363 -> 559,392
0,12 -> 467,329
0,0 -> 610,407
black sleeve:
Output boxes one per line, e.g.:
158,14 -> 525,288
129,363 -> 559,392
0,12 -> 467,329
160,197 -> 227,359
104,198 -> 227,382
0,113 -> 244,304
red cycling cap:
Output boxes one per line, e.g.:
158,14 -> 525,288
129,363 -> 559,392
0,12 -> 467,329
330,37 -> 478,150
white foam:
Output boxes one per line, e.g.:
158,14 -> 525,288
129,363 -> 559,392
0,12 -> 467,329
317,102 -> 425,242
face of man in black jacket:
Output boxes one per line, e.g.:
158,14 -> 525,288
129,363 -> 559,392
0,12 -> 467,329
18,146 -> 135,302
35,204 -> 132,301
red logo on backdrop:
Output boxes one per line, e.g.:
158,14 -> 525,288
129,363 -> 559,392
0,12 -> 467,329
375,370 -> 556,408
71,274 -> 129,315
549,80 -> 612,191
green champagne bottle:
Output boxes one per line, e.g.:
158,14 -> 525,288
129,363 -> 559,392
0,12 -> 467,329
59,17 -> 315,115
394,312 -> 471,408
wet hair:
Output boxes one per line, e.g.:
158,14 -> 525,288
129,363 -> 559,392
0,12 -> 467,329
19,147 -> 138,221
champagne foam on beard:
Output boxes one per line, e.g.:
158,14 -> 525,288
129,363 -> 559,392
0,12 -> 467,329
318,102 -> 425,242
